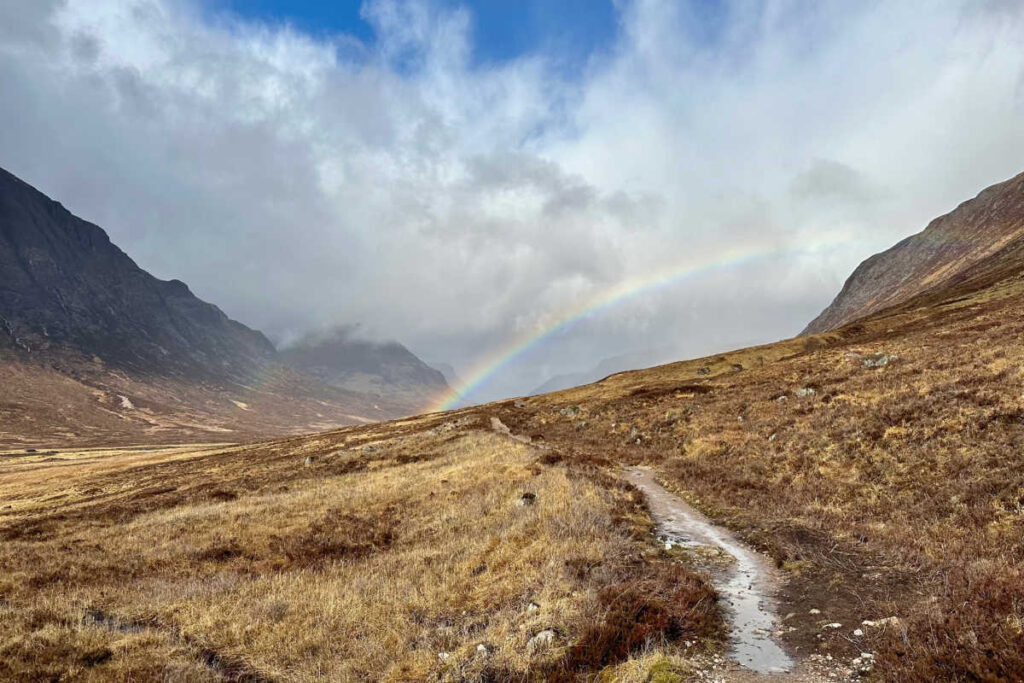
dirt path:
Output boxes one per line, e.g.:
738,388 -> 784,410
626,467 -> 851,682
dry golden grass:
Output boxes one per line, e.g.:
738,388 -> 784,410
0,419 -> 720,681
499,274 -> 1024,681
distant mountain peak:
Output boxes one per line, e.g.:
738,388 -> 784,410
282,326 -> 449,409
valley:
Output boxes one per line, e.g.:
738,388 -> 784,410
2,2 -> 1022,680
5,249 -> 1024,679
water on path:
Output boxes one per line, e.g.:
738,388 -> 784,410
627,467 -> 794,675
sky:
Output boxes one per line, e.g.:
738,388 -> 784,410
1,0 -> 1023,404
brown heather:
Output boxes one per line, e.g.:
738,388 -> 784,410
5,249 -> 1024,681
0,425 -> 721,681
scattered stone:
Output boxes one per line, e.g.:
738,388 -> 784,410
526,629 -> 556,655
862,353 -> 899,369
514,400 -> 527,409
515,492 -> 537,507
784,612 -> 797,620
862,616 -> 902,628
823,622 -> 843,630
559,405 -> 580,418
776,395 -> 788,402
303,456 -> 316,466
809,608 -> 821,615
731,363 -> 743,371
696,367 -> 710,375
853,628 -> 864,637
526,602 -> 540,613
768,433 -> 777,441
437,652 -> 450,661
490,416 -> 512,435
795,387 -> 816,397
118,394 -> 135,410
476,643 -> 491,656
428,416 -> 479,435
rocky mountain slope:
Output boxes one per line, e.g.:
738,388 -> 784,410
0,167 -> 275,380
0,167 -> 409,447
803,170 -> 1024,333
281,328 -> 449,410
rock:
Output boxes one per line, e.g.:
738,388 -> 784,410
862,616 -> 902,628
809,608 -> 821,615
559,405 -> 580,418
853,628 -> 864,637
490,416 -> 512,435
823,622 -> 843,630
515,492 -> 537,507
862,353 -> 899,369
303,456 -> 316,466
514,400 -> 527,408
437,652 -> 450,661
527,629 -> 556,654
795,387 -> 816,397
476,643 -> 492,656
776,394 -> 788,402
696,367 -> 710,375
526,602 -> 540,613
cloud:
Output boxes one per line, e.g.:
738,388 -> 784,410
1,0 -> 1022,401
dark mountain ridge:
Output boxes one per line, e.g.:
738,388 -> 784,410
0,166 -> 434,446
0,167 -> 274,380
282,328 -> 449,407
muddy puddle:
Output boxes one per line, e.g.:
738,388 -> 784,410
627,467 -> 794,675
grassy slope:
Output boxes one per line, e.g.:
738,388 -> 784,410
0,419 -> 720,681
4,267 -> 1024,680
502,271 -> 1024,681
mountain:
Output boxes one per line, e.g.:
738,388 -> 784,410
282,328 -> 449,413
427,361 -> 461,389
0,167 -> 275,380
531,347 -> 679,395
0,167 -> 403,447
803,171 -> 1024,334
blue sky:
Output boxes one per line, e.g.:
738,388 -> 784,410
208,0 -> 621,66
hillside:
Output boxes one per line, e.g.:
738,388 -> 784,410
281,328 -> 449,414
803,170 -> 1024,333
5,176 -> 1024,680
0,168 -> 410,447
6,189 -> 1024,680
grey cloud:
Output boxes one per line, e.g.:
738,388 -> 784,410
0,0 -> 1022,403
790,159 -> 881,206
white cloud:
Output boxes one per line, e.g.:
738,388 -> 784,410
1,0 -> 1022,401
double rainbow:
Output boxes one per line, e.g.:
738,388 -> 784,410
428,236 -> 849,413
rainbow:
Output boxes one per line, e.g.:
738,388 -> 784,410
428,236 -> 851,413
